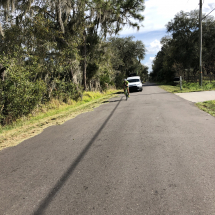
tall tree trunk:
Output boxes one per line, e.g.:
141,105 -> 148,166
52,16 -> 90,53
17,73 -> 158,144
0,22 -> 4,36
70,66 -> 73,82
83,30 -> 87,90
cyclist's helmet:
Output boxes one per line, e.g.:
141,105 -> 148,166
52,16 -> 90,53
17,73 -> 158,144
124,79 -> 127,81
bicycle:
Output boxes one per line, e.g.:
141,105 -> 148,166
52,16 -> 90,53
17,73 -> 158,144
124,88 -> 129,100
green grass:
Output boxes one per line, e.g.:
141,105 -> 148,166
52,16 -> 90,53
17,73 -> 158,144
159,81 -> 215,93
0,89 -> 122,150
158,81 -> 215,117
196,100 -> 215,117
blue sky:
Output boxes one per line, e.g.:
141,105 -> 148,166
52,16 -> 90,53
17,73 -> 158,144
119,0 -> 215,73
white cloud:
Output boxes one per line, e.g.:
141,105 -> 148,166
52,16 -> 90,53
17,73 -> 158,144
150,57 -> 155,61
120,0 -> 215,35
146,39 -> 162,54
121,0 -> 215,73
145,57 -> 155,73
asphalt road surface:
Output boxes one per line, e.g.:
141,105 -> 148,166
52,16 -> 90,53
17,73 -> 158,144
1,83 -> 215,215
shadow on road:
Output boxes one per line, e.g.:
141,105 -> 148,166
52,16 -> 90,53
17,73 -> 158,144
102,99 -> 122,103
143,82 -> 158,86
112,91 -> 123,95
33,96 -> 123,215
129,92 -> 170,97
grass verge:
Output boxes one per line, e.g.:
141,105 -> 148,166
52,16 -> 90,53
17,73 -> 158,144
159,81 -> 215,93
158,82 -> 215,117
0,89 -> 122,150
196,100 -> 215,117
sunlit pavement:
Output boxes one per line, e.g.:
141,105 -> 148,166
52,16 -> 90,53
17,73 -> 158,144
1,83 -> 215,214
175,90 -> 215,103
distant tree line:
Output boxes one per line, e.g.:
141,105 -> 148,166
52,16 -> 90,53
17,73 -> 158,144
150,10 -> 215,83
0,0 -> 148,125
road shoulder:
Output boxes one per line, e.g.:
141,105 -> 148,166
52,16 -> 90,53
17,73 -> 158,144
0,90 -> 121,151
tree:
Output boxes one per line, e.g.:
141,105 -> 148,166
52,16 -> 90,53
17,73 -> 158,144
108,36 -> 146,87
151,10 -> 215,82
0,0 -> 147,125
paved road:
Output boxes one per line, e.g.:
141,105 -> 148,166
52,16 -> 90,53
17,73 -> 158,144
175,90 -> 215,103
1,83 -> 215,215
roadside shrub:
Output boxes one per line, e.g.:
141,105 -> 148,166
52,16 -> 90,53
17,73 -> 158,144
52,80 -> 81,103
100,72 -> 111,91
186,82 -> 199,91
0,54 -> 83,126
0,64 -> 46,125
115,73 -> 124,89
203,82 -> 213,90
182,81 -> 215,92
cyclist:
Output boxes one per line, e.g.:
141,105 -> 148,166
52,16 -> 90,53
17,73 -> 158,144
123,79 -> 130,97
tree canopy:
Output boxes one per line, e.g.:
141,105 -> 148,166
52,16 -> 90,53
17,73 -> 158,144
150,10 -> 215,83
0,0 -> 147,125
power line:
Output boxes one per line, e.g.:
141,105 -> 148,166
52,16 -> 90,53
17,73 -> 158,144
202,8 -> 215,20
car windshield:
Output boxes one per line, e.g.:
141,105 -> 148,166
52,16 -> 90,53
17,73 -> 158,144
127,79 -> 140,83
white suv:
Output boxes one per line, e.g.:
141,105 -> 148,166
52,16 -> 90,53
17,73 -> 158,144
127,76 -> 142,92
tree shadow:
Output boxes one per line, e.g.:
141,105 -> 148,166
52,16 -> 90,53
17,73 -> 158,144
143,82 -> 158,86
129,91 -> 141,94
112,91 -> 123,95
129,92 -> 170,97
102,99 -> 122,103
33,96 -> 123,215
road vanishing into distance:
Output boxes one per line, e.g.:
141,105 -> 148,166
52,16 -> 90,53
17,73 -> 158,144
1,83 -> 215,215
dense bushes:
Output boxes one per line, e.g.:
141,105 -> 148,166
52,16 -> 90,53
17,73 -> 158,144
0,57 -> 81,125
52,80 -> 81,103
0,63 -> 46,125
100,71 -> 112,91
182,81 -> 215,91
0,0 -> 147,126
0,35 -> 148,126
